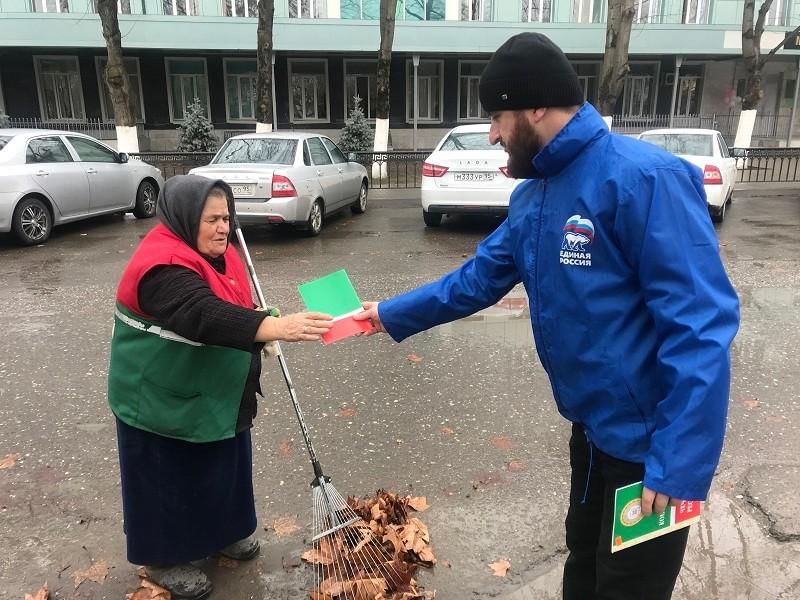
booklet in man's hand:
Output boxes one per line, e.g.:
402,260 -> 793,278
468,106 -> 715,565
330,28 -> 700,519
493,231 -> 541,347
611,481 -> 702,553
298,269 -> 372,345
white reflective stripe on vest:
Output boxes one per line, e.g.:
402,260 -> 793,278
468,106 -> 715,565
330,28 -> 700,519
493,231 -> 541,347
115,308 -> 204,347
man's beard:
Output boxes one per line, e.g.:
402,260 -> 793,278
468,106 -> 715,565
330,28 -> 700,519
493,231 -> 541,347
504,114 -> 543,179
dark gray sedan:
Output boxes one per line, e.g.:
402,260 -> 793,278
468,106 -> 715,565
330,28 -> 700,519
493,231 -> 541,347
0,129 -> 164,245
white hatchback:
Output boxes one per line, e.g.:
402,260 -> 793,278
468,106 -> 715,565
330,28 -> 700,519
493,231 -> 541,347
638,128 -> 737,222
420,124 -> 522,227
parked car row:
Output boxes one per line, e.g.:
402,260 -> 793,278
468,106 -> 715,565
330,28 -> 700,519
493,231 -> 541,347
0,123 -> 736,247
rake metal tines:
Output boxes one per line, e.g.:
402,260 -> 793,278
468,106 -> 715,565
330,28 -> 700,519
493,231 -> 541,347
308,479 -> 414,600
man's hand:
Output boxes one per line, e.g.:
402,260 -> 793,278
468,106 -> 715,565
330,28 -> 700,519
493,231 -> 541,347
353,301 -> 386,336
641,486 -> 684,517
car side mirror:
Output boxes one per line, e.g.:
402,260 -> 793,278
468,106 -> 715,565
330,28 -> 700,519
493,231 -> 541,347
347,152 -> 357,162
730,148 -> 745,158
118,152 -> 129,164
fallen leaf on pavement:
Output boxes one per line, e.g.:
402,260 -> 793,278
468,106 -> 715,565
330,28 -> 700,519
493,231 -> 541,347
271,515 -> 300,537
439,426 -> 454,435
491,436 -> 514,450
440,559 -> 451,568
74,560 -> 109,588
407,354 -> 423,363
489,559 -> 510,577
127,578 -> 170,600
743,399 -> 760,409
407,497 -> 429,512
506,459 -> 524,472
278,439 -> 292,458
0,453 -> 21,470
337,407 -> 358,417
24,585 -> 49,600
217,557 -> 239,569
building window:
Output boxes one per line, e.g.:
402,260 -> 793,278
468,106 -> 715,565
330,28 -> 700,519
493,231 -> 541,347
224,59 -> 257,121
573,62 -> 600,104
341,0 -> 379,17
289,0 -> 327,17
682,0 -> 709,24
34,56 -> 86,121
90,0 -> 143,13
95,57 -> 145,123
165,58 -> 210,122
406,60 -> 443,122
224,0 -> 257,16
573,0 -> 604,22
767,0 -> 788,26
344,60 -> 377,119
676,76 -> 700,116
458,61 -> 488,121
398,0 -> 445,20
460,0 -> 491,20
634,0 -> 659,22
30,0 -> 69,12
521,0 -> 551,21
161,0 -> 200,15
289,59 -> 329,123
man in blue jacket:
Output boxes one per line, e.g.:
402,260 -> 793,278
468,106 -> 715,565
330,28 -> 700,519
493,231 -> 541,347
355,32 -> 740,599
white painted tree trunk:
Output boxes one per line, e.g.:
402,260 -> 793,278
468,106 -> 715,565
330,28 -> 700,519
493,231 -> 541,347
602,116 -> 613,130
734,109 -> 757,149
115,125 -> 139,153
256,122 -> 273,133
372,117 -> 389,180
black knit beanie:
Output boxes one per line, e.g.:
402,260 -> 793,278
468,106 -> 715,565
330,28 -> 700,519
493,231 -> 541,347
479,33 -> 584,113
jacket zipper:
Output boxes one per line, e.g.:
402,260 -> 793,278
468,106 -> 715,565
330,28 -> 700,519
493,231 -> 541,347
533,179 -> 563,409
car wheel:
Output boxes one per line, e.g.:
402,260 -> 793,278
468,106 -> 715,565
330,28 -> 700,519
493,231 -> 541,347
133,180 -> 158,219
12,196 -> 52,246
351,182 -> 368,214
423,210 -> 442,227
304,199 -> 324,237
711,200 -> 726,223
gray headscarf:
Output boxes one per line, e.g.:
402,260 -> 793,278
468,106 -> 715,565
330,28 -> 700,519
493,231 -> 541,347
157,174 -> 237,253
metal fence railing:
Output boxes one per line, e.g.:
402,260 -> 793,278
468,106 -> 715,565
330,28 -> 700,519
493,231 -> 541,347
129,152 -> 215,178
350,151 -> 429,189
610,112 -> 794,142
733,147 -> 800,183
6,117 -> 117,139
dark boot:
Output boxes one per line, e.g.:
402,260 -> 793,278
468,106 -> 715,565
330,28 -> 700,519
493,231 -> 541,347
218,535 -> 260,561
146,564 -> 212,600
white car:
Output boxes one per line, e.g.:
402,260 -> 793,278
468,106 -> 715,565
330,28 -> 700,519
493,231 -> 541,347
420,124 -> 522,227
190,133 -> 368,236
638,128 -> 736,222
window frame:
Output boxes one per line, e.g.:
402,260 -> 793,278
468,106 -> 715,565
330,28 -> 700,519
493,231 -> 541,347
343,58 -> 377,121
288,58 -> 330,124
30,0 -> 70,12
397,0 -> 445,20
522,0 -> 552,22
321,136 -> 348,163
405,58 -> 444,124
66,135 -> 119,163
33,55 -> 86,122
682,0 -> 709,24
457,60 -> 489,123
621,61 -> 660,117
460,0 -> 491,20
94,56 -> 146,123
288,0 -> 326,18
223,58 -> 258,123
306,136 -> 334,165
164,56 -> 211,124
25,135 -> 75,164
222,0 -> 258,17
161,0 -> 200,16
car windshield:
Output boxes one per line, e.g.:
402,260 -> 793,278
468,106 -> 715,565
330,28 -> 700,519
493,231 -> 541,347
0,135 -> 13,153
439,132 -> 499,151
213,138 -> 297,165
640,133 -> 713,157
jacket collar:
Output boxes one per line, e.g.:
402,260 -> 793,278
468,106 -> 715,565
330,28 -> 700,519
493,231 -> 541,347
531,102 -> 609,179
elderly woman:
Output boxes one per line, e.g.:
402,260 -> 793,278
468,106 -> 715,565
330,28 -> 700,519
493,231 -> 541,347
107,175 -> 332,599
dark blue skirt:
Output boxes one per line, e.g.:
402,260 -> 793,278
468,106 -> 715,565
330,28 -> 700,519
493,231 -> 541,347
116,418 -> 257,565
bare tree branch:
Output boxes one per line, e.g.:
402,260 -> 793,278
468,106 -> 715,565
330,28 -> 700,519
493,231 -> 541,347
97,0 -> 134,127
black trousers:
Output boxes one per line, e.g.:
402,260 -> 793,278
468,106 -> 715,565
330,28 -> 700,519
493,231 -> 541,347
563,423 -> 689,600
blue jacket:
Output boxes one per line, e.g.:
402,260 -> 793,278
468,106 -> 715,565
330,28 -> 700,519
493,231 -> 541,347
379,103 -> 740,500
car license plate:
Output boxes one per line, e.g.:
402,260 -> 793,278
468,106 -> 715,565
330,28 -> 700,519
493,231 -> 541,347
454,172 -> 494,182
231,184 -> 255,197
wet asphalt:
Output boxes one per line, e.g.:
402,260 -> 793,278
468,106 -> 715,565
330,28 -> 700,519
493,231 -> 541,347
0,187 -> 798,600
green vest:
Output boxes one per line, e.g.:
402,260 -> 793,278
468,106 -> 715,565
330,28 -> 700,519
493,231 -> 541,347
108,304 -> 252,443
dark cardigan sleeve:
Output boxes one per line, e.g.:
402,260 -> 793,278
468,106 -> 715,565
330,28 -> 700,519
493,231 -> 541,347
138,265 -> 267,351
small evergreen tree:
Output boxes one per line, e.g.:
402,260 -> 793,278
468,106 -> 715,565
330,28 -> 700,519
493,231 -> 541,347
339,95 -> 374,153
177,98 -> 217,152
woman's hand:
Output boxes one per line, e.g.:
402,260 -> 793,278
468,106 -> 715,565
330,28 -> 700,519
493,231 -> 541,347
257,312 -> 333,343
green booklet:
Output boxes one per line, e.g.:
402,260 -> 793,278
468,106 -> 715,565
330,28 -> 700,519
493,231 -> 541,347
611,481 -> 702,553
298,269 -> 371,344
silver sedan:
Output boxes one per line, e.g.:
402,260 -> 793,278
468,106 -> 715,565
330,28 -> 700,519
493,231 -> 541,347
0,129 -> 163,245
189,132 -> 369,236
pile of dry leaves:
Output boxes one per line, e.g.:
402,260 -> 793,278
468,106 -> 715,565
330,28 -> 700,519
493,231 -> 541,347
302,490 -> 436,600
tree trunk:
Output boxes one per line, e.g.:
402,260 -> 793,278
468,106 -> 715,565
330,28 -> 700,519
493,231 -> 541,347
256,0 -> 275,132
741,0 -> 774,110
374,0 -> 397,154
597,0 -> 636,118
97,0 -> 139,152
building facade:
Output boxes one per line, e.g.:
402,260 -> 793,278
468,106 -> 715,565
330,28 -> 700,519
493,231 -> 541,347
1,0 -> 799,149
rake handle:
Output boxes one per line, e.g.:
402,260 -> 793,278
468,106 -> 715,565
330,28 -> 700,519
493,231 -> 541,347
234,220 -> 324,480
